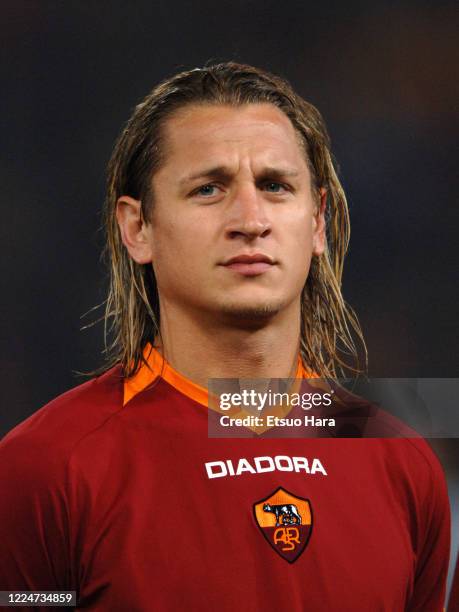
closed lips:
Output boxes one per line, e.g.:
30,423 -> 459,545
222,254 -> 275,265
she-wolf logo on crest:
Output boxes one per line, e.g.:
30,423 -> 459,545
253,487 -> 313,563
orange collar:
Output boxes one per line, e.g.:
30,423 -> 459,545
123,344 -> 313,407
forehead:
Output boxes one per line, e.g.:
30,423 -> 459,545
159,103 -> 308,171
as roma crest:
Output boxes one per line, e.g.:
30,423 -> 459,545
253,487 -> 313,563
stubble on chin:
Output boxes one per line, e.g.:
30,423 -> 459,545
217,299 -> 285,328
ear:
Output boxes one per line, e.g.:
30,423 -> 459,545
312,188 -> 327,257
116,196 -> 153,264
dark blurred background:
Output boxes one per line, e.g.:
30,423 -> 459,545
1,0 -> 458,602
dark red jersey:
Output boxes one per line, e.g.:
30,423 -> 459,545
0,347 -> 450,611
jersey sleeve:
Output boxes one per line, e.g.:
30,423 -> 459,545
408,445 -> 451,611
0,425 -> 71,592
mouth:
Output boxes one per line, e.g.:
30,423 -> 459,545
220,253 -> 276,277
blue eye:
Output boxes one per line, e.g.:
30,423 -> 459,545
197,184 -> 217,196
264,182 -> 285,193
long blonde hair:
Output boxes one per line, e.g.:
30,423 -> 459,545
100,62 -> 366,378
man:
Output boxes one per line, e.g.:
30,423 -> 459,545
0,63 -> 450,610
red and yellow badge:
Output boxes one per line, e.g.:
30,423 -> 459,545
253,487 -> 313,563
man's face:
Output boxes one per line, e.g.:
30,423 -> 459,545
143,103 -> 325,323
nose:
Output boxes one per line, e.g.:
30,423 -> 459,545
225,182 -> 272,240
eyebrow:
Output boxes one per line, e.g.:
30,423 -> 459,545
178,165 -> 301,187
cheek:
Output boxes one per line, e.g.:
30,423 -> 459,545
285,218 -> 315,279
150,224 -> 204,286
288,215 -> 315,253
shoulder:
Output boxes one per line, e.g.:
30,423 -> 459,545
376,437 -> 450,554
0,367 -> 123,589
328,382 -> 448,486
379,436 -> 449,495
340,435 -> 449,510
0,365 -> 124,484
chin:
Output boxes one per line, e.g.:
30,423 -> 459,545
218,299 -> 284,325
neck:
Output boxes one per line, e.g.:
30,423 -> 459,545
155,301 -> 302,389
